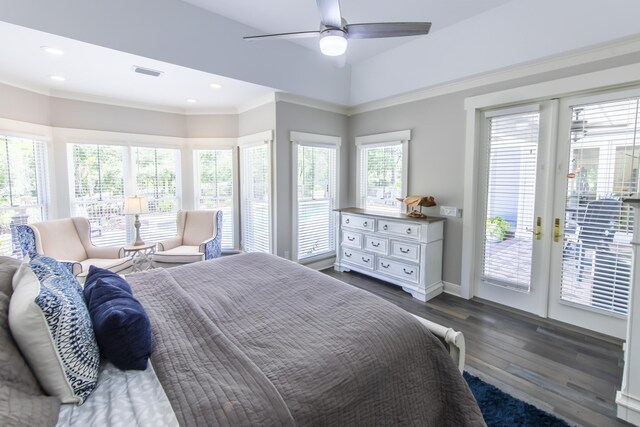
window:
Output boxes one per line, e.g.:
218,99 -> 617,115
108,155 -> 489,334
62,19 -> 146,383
0,135 -> 49,256
239,135 -> 272,253
356,130 -> 410,212
70,143 -> 126,246
133,147 -> 179,242
195,148 -> 235,249
69,143 -> 180,246
292,132 -> 340,261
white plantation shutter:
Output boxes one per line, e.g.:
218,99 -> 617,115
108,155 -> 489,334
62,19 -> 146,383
359,143 -> 404,211
481,109 -> 540,291
70,143 -> 127,246
240,142 -> 271,253
133,147 -> 179,243
195,148 -> 234,249
296,144 -> 337,260
0,135 -> 49,257
560,97 -> 639,315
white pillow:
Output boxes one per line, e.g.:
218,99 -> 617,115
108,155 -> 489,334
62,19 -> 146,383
9,255 -> 100,404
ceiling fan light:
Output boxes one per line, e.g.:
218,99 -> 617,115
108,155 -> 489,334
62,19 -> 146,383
319,30 -> 347,56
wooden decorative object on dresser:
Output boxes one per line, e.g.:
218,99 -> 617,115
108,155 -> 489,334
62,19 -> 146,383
334,207 -> 445,302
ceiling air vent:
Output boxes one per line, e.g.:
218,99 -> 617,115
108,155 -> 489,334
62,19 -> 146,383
132,66 -> 163,77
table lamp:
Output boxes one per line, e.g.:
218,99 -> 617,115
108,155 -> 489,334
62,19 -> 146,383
123,195 -> 149,246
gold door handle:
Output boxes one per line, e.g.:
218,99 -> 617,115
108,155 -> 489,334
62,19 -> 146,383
554,218 -> 563,243
527,217 -> 542,240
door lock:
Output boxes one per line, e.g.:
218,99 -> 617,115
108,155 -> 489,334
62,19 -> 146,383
527,217 -> 542,240
554,218 -> 563,243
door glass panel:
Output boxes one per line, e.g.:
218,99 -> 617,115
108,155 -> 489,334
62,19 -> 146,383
481,111 -> 540,291
560,98 -> 639,315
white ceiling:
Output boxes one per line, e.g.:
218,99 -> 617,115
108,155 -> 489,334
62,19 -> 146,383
183,0 -> 511,64
2,0 -> 640,109
0,21 -> 276,113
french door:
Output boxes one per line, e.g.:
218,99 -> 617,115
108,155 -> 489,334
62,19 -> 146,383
475,89 -> 640,339
474,102 -> 557,316
548,90 -> 640,338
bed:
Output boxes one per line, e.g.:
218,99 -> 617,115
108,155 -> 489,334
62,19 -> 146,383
1,253 -> 484,426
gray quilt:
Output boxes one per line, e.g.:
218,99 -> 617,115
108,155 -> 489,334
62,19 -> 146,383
130,253 -> 485,426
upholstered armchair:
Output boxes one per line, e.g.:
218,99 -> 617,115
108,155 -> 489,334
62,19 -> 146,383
153,210 -> 222,267
17,217 -> 132,278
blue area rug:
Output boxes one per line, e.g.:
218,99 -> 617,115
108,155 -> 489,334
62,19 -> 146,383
464,372 -> 570,427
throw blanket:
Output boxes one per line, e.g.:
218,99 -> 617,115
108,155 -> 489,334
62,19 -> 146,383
131,253 -> 484,426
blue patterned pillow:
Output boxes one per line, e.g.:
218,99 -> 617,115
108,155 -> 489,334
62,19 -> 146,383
9,255 -> 100,404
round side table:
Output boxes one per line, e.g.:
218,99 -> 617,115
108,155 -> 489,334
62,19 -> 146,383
124,243 -> 156,272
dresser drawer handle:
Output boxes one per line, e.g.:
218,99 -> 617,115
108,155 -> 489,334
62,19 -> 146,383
362,257 -> 370,263
371,242 -> 380,247
344,252 -> 352,258
345,218 -> 350,224
399,247 -> 410,254
383,224 -> 388,230
406,228 -> 412,234
347,236 -> 356,241
403,268 -> 414,275
363,221 -> 369,227
380,262 -> 390,268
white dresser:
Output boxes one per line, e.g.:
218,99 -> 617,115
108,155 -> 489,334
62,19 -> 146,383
334,208 -> 445,302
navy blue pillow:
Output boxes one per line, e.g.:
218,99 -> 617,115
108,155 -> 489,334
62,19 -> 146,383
83,267 -> 152,370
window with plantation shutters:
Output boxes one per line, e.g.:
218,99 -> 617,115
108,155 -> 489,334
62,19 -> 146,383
133,147 -> 179,243
481,109 -> 540,292
0,135 -> 49,257
295,142 -> 338,261
560,97 -> 640,315
240,142 -> 271,253
195,148 -> 235,249
70,143 -> 127,246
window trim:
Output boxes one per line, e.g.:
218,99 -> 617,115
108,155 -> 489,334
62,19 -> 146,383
290,131 -> 341,263
192,140 -> 240,250
238,130 -> 274,254
355,129 -> 410,212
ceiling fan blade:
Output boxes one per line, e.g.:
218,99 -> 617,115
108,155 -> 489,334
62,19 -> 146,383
345,22 -> 431,39
244,30 -> 320,41
316,0 -> 343,28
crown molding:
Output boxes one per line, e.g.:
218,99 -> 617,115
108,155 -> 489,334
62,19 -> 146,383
237,93 -> 277,114
348,34 -> 640,116
275,92 -> 349,115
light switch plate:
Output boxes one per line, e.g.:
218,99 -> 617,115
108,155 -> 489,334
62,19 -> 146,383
440,206 -> 462,218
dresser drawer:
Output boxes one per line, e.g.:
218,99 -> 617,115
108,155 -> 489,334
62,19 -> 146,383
390,241 -> 420,262
377,219 -> 420,239
364,235 -> 388,254
376,257 -> 419,283
342,248 -> 374,270
342,214 -> 374,231
342,230 -> 363,248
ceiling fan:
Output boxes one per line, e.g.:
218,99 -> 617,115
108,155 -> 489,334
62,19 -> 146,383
243,0 -> 431,58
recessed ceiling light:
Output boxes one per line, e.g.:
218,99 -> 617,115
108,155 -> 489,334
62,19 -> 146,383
186,98 -> 198,103
41,46 -> 64,55
50,75 -> 66,82
210,83 -> 222,89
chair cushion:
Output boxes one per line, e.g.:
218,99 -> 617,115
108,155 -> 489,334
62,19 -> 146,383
182,211 -> 216,246
0,256 -> 61,424
32,219 -> 88,261
153,246 -> 204,264
77,257 -> 133,277
9,255 -> 100,404
84,266 -> 152,371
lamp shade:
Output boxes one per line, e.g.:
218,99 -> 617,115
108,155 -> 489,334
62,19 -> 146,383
123,196 -> 149,215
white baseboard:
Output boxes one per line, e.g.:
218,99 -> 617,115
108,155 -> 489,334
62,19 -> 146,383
443,281 -> 461,297
617,390 -> 640,425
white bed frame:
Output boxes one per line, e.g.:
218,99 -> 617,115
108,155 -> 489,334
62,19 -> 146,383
412,314 -> 466,372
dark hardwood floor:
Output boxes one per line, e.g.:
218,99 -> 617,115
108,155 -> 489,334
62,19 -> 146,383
323,269 -> 631,427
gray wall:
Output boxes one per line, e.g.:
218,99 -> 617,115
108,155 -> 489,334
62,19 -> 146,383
238,103 -> 276,137
274,101 -> 349,260
349,52 -> 640,286
0,83 -> 50,125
